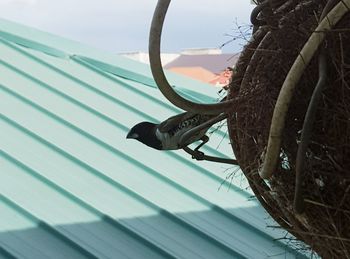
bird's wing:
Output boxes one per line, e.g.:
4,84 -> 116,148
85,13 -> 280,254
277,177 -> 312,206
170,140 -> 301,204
158,112 -> 195,133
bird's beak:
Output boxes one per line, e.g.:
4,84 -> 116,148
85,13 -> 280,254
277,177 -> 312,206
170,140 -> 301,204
126,132 -> 139,139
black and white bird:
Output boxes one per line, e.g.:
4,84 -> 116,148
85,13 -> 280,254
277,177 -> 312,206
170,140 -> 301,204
126,112 -> 218,152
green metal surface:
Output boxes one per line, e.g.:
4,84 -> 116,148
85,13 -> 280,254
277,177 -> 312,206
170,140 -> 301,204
0,19 -> 309,258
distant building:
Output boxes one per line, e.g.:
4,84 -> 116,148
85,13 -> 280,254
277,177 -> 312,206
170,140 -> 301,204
119,51 -> 180,66
167,66 -> 217,84
164,49 -> 238,87
120,48 -> 239,87
164,50 -> 239,75
180,48 -> 223,55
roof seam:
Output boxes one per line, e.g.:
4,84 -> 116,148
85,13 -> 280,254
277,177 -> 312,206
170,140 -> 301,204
1,40 -> 160,123
158,210 -> 247,258
0,86 -> 227,208
71,59 -> 231,149
0,74 -> 155,135
0,38 -> 179,118
71,56 -> 180,113
1,63 -> 281,248
0,150 -> 176,259
1,236 -> 49,259
0,195 -> 98,259
0,34 -> 67,58
0,84 -> 278,248
0,243 -> 17,259
0,62 -> 129,132
1,55 -> 230,169
2,37 -> 226,137
0,19 -> 307,258
0,101 -> 279,250
70,57 -> 231,146
0,67 -> 235,197
0,116 -> 244,258
0,58 -> 236,189
73,55 -> 158,89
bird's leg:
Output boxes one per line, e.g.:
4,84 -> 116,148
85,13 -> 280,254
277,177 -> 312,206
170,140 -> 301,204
194,135 -> 209,152
191,135 -> 209,160
183,146 -> 238,165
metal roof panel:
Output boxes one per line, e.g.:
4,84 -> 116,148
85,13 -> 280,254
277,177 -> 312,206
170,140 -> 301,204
0,19 -> 308,259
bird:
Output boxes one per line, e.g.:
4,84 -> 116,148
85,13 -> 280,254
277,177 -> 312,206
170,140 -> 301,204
126,111 -> 218,153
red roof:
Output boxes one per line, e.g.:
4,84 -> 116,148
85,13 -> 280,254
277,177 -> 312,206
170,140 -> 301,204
164,53 -> 239,74
168,66 -> 216,84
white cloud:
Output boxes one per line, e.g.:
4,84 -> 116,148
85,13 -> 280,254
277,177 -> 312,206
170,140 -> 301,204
0,0 -> 253,53
0,0 -> 37,5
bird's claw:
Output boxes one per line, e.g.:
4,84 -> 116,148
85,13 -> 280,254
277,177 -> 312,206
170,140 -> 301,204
191,151 -> 205,160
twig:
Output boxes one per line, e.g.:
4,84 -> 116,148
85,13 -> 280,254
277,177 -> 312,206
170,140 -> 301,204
296,232 -> 350,242
334,185 -> 350,216
304,199 -> 350,214
294,52 -> 328,214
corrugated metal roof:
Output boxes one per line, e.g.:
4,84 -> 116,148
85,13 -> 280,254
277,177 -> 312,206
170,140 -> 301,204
0,19 -> 308,259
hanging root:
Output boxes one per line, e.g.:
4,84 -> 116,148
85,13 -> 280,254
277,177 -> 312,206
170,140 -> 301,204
293,0 -> 341,214
260,0 -> 350,179
294,51 -> 328,214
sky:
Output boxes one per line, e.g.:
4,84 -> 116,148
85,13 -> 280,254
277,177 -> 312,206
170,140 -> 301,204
0,0 -> 254,54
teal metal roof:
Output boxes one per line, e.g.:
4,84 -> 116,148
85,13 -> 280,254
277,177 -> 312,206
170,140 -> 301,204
0,19 -> 308,259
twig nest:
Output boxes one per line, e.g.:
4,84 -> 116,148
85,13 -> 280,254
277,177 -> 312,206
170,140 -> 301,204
227,0 -> 350,257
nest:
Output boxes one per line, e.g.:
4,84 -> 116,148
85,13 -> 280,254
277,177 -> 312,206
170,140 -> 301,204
227,0 -> 350,257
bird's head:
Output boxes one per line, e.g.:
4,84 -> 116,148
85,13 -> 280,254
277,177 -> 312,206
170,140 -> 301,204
126,122 -> 162,150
